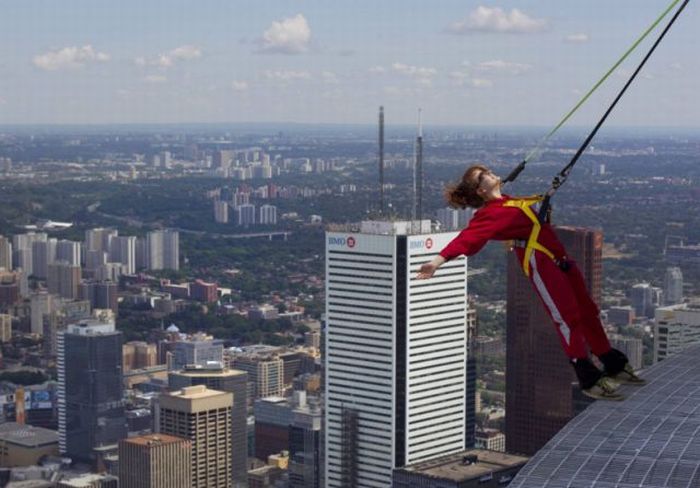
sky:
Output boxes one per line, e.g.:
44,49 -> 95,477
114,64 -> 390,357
0,0 -> 697,127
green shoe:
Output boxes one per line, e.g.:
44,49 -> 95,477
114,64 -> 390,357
609,363 -> 646,386
582,376 -> 624,401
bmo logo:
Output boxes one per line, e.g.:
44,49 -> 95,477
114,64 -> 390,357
328,236 -> 356,248
410,237 -> 434,250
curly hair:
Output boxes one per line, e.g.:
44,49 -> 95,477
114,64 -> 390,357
444,164 -> 489,209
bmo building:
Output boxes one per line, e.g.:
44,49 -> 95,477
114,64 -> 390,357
324,221 -> 469,487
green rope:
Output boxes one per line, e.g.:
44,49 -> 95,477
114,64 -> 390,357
523,0 -> 683,163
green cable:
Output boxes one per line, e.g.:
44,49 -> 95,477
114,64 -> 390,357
523,0 -> 682,163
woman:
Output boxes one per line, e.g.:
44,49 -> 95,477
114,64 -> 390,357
418,164 -> 644,400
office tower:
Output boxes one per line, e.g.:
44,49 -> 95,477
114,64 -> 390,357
85,228 -> 118,254
506,226 -> 602,456
288,394 -> 322,488
56,240 -> 81,267
0,235 -> 11,270
158,385 -> 233,488
214,201 -> 229,223
0,313 -> 11,342
436,208 -> 460,231
57,319 -> 127,462
170,334 -> 224,371
190,279 -> 218,303
233,353 -> 284,402
254,396 -> 296,460
235,204 -> 256,227
259,205 -> 277,225
664,267 -> 683,305
31,238 -> 57,279
30,291 -> 54,335
160,151 -> 172,169
109,236 -> 136,275
465,304 -> 477,448
79,281 -> 118,314
631,283 -> 655,319
169,365 -> 248,488
47,261 -> 81,300
42,300 -> 91,358
118,434 -> 192,488
607,305 -> 635,326
325,223 -> 468,487
610,335 -> 643,370
653,304 -> 700,362
147,230 -> 179,271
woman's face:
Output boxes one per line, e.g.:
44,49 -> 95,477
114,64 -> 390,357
473,168 -> 501,193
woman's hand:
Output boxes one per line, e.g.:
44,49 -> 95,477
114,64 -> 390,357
417,262 -> 437,279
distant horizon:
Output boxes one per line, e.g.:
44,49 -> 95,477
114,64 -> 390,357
1,1 -> 697,127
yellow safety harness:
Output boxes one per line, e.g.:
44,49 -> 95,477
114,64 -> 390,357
503,196 -> 557,277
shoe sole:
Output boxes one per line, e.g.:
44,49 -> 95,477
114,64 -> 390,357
581,390 -> 625,401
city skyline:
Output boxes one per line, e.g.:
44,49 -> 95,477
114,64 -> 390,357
1,1 -> 698,127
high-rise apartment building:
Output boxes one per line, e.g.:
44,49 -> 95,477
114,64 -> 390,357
110,236 -> 136,275
325,223 -> 468,487
13,232 -> 47,275
79,280 -> 119,314
147,230 -> 179,271
235,204 -> 256,227
169,365 -> 248,488
119,434 -> 192,488
31,238 -> 57,279
214,201 -> 229,224
47,261 -> 81,300
0,313 -> 11,342
664,267 -> 683,305
506,226 -> 602,456
57,319 -> 127,462
0,235 -> 12,270
259,205 -> 277,225
85,228 -> 118,254
232,353 -> 284,402
190,279 -> 218,303
56,240 -> 82,267
158,385 -> 233,488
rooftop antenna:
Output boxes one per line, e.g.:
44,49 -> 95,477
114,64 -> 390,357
414,109 -> 424,232
379,106 -> 385,217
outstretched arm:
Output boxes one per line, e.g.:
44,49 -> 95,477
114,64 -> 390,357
417,255 -> 446,279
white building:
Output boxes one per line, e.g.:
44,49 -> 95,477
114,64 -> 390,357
214,201 -> 229,224
654,304 -> 700,363
325,222 -> 468,487
259,204 -> 277,225
235,204 -> 256,227
664,267 -> 683,305
147,229 -> 179,271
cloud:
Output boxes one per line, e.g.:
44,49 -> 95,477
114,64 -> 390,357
321,71 -> 339,84
232,80 -> 249,91
258,14 -> 311,54
263,70 -> 311,81
476,59 -> 532,75
470,78 -> 493,88
565,33 -> 589,43
448,6 -> 546,34
135,45 -> 202,68
33,45 -> 110,71
369,66 -> 386,74
144,74 -> 167,83
391,62 -> 437,84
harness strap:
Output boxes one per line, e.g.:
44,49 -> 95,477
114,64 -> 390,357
504,197 -> 556,277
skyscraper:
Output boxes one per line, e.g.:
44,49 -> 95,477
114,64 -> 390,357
57,319 -> 127,462
85,228 -> 118,254
169,365 -> 248,488
235,204 -> 256,227
31,238 -> 57,279
232,352 -> 284,402
147,230 -> 179,271
289,394 -> 322,488
47,261 -> 81,300
259,204 -> 277,225
0,235 -> 12,270
158,385 -> 233,488
214,201 -> 229,224
119,434 -> 191,488
56,240 -> 82,267
664,266 -> 683,305
506,226 -> 602,456
325,223 -> 468,487
109,236 -> 136,275
170,334 -> 224,371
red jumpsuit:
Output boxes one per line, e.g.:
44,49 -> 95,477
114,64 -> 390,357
439,195 -> 611,360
